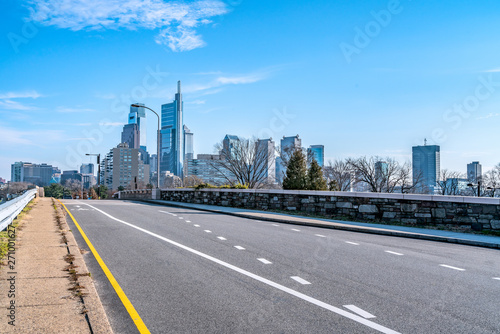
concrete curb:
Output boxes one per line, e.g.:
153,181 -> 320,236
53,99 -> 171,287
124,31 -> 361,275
144,200 -> 500,250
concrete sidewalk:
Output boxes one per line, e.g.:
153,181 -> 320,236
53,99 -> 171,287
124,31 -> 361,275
147,200 -> 500,249
0,197 -> 112,333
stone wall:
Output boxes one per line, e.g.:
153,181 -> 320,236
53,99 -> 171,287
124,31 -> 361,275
120,189 -> 500,232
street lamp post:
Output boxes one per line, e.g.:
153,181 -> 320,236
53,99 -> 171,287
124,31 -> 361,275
86,153 -> 101,199
467,180 -> 481,197
131,104 -> 161,189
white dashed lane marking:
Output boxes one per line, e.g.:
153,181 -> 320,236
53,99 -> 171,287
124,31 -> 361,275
234,246 -> 245,250
343,305 -> 376,319
186,220 -> 191,223
493,277 -> 500,280
194,224 -> 200,227
291,229 -> 301,232
257,258 -> 272,264
345,241 -> 359,245
315,234 -> 326,238
439,264 -> 465,271
291,276 -> 311,285
272,224 -> 279,227
217,236 -> 227,240
385,251 -> 403,256
204,230 -> 212,233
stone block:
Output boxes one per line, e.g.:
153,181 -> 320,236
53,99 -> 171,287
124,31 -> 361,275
324,203 -> 334,209
431,208 -> 446,218
382,212 -> 397,219
359,204 -> 378,213
401,203 -> 418,212
287,206 -> 297,211
415,213 -> 432,218
336,202 -> 353,209
491,220 -> 500,229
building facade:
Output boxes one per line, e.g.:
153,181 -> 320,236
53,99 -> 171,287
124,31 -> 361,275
307,145 -> 324,167
186,154 -> 228,185
276,135 -> 302,183
161,81 -> 184,177
257,138 -> 276,185
184,125 -> 194,161
80,163 -> 94,175
100,143 -> 150,190
11,162 -> 55,186
412,144 -> 440,193
467,161 -> 482,183
121,123 -> 140,149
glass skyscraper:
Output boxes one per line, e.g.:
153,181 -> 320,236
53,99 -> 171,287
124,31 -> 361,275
412,143 -> 440,193
161,81 -> 184,177
128,103 -> 147,151
307,145 -> 324,167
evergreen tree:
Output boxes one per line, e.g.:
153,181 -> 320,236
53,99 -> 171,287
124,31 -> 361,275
307,159 -> 327,190
283,149 -> 308,190
44,183 -> 65,198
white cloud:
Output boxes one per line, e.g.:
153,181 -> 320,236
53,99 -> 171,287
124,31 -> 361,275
27,0 -> 229,51
216,73 -> 266,85
0,90 -> 43,110
483,68 -> 500,73
98,122 -> 124,127
0,125 -> 64,147
183,71 -> 269,94
477,112 -> 500,120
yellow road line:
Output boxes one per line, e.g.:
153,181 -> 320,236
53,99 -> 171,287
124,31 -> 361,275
58,200 -> 150,334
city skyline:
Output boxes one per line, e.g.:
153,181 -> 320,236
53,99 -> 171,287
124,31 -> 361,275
2,1 -> 500,180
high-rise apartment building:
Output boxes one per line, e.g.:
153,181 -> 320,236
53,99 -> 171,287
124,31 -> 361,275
100,143 -> 150,190
467,161 -> 482,183
161,81 -> 184,177
121,123 -> 140,149
10,162 -> 55,186
412,143 -> 440,193
307,145 -> 324,167
186,154 -> 228,185
128,103 -> 147,150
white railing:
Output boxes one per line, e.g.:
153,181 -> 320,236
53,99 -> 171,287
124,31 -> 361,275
0,189 -> 37,231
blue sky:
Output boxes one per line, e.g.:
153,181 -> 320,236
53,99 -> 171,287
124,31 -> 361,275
1,0 -> 500,181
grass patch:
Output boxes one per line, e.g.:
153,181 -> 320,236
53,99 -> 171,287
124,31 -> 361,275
0,199 -> 36,264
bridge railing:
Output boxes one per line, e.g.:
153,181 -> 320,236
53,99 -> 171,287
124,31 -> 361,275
0,189 -> 37,231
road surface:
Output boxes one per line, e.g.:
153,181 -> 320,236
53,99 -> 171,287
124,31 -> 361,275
61,199 -> 500,334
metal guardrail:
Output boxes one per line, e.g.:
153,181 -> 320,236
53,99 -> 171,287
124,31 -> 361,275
0,189 -> 37,231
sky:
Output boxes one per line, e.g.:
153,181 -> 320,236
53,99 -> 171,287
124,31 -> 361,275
1,0 -> 500,181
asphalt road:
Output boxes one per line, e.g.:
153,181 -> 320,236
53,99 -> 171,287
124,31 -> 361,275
62,199 -> 500,334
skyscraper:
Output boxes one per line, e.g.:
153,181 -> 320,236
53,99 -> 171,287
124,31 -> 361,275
307,145 -> 324,167
121,123 -> 140,149
276,135 -> 302,183
258,138 -> 276,184
80,163 -> 94,175
467,161 -> 482,183
128,103 -> 147,150
11,162 -> 55,186
184,125 -> 194,160
412,143 -> 440,193
161,81 -> 184,177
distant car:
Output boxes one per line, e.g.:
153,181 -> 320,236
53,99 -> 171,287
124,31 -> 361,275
62,195 -> 72,199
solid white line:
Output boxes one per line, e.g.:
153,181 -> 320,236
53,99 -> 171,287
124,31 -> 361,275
194,224 -> 200,227
493,277 -> 500,280
217,236 -> 227,241
83,203 -> 401,334
315,234 -> 326,238
234,246 -> 245,250
204,230 -> 212,233
439,264 -> 465,271
291,276 -> 311,285
345,241 -> 359,245
257,258 -> 272,264
291,228 -> 301,232
343,305 -> 376,319
385,251 -> 403,256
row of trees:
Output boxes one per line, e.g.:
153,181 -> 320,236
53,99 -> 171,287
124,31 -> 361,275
44,182 -> 109,199
436,164 -> 500,197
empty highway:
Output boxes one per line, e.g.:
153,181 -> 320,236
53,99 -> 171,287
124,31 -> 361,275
61,200 -> 500,334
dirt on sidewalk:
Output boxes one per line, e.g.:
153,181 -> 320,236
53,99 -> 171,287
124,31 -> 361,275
0,197 -> 112,333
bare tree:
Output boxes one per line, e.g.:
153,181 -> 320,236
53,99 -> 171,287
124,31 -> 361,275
347,156 -> 400,193
323,159 -> 352,191
394,161 -> 426,194
65,179 -> 83,198
164,175 -> 183,188
483,164 -> 500,197
212,137 -> 275,189
436,169 -> 465,195
184,175 -> 204,187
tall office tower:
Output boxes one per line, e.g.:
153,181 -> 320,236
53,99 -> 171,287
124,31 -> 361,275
121,123 -> 140,149
276,135 -> 302,182
412,142 -> 440,193
307,145 -> 325,167
161,81 -> 184,177
129,103 -> 147,150
222,135 -> 240,157
258,138 -> 276,184
467,161 -> 482,183
80,163 -> 94,175
184,125 -> 194,160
